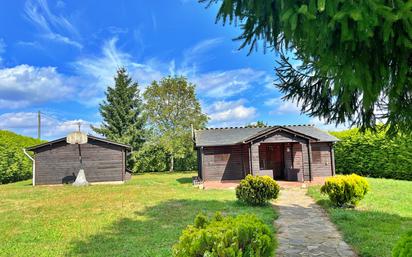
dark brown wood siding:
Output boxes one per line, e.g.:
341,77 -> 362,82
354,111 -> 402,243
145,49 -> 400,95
283,143 -> 304,181
34,139 -> 125,185
310,142 -> 333,178
241,144 -> 250,176
202,145 -> 246,181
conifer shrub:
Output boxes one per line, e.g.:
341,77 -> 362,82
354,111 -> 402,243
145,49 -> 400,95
236,175 -> 280,206
172,212 -> 274,257
320,174 -> 369,207
392,231 -> 412,257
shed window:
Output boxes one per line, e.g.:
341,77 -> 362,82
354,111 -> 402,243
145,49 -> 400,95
312,145 -> 321,163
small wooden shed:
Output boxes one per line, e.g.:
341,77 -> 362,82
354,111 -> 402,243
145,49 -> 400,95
194,125 -> 339,183
26,135 -> 131,185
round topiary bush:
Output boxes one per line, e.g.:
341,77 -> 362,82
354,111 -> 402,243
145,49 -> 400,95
320,174 -> 369,207
172,212 -> 274,257
236,175 -> 280,206
392,231 -> 412,257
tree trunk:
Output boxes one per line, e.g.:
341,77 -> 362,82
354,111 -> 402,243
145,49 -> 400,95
170,154 -> 174,172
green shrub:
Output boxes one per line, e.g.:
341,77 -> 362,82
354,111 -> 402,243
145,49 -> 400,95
392,231 -> 412,257
320,174 -> 369,207
236,175 -> 280,206
0,130 -> 43,184
132,142 -> 198,173
331,127 -> 412,181
173,212 -> 274,257
131,142 -> 169,172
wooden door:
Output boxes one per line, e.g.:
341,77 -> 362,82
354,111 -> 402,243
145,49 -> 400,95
268,144 -> 284,179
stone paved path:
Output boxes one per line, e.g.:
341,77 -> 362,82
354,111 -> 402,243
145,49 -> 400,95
274,188 -> 357,257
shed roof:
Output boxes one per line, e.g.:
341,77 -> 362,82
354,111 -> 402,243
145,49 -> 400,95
194,125 -> 338,147
26,135 -> 132,151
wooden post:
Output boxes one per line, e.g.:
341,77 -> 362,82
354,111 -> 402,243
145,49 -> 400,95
330,143 -> 336,176
37,111 -> 41,140
250,143 -> 260,175
308,141 -> 313,181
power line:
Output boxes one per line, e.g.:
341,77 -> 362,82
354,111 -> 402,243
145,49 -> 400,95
40,111 -> 94,126
37,111 -> 95,138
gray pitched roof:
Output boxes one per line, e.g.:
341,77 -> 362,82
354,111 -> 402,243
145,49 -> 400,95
26,135 -> 132,151
194,125 -> 338,147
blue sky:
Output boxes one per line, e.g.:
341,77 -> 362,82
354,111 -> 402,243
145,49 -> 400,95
0,0 -> 340,140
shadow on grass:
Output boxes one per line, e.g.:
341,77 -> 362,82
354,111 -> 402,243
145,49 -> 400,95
311,198 -> 412,257
66,199 -> 275,257
175,177 -> 193,184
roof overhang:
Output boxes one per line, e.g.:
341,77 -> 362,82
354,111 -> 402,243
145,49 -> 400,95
26,135 -> 132,151
242,126 -> 319,143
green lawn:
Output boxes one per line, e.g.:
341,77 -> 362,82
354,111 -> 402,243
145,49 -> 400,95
308,178 -> 412,257
0,172 -> 277,257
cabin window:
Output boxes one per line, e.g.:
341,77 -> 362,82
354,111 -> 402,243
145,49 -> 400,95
312,145 -> 322,163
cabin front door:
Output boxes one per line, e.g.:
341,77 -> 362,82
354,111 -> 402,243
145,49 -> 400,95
259,143 -> 285,179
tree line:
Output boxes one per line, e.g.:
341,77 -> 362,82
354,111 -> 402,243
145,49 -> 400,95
92,68 -> 208,172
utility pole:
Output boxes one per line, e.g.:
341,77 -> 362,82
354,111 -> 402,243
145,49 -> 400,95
77,122 -> 81,132
37,111 -> 41,140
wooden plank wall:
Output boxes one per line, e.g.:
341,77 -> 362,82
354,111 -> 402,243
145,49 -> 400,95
301,142 -> 310,181
241,144 -> 250,176
292,143 -> 305,181
250,143 -> 260,174
202,145 -> 245,181
34,139 -> 124,185
258,131 -> 301,143
310,142 -> 333,178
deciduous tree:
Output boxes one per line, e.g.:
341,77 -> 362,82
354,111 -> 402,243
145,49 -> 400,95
144,76 -> 208,171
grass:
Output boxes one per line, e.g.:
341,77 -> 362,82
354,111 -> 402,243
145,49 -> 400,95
0,172 -> 277,257
308,178 -> 412,257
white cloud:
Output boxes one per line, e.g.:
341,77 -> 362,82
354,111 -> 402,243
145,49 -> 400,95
265,97 -> 302,115
181,38 -> 222,71
107,26 -> 129,34
264,75 -> 276,90
193,68 -> 267,98
73,37 -> 164,103
151,13 -> 157,31
0,38 -> 5,64
24,0 -> 82,48
73,37 -> 270,105
0,65 -> 74,109
0,37 -> 271,110
205,99 -> 256,127
0,112 -> 97,139
55,0 -> 65,9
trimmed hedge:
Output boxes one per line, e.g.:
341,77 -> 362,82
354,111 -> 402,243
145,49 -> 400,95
236,175 -> 280,206
320,174 -> 369,207
0,130 -> 43,184
392,231 -> 412,257
331,128 -> 412,181
173,212 -> 274,257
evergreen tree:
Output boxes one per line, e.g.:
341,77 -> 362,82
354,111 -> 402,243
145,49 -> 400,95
92,68 -> 146,168
202,0 -> 412,135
